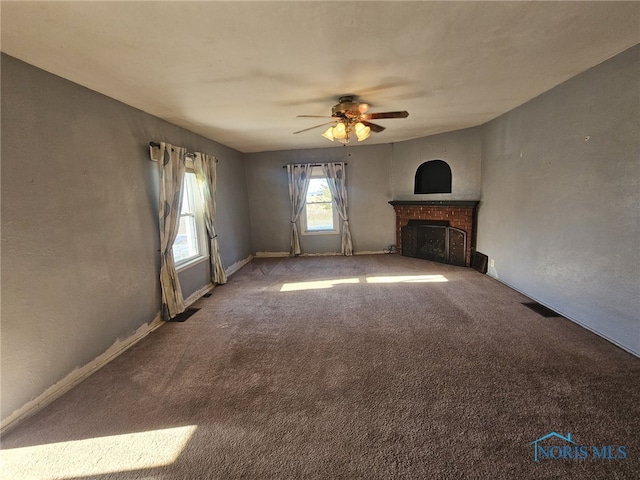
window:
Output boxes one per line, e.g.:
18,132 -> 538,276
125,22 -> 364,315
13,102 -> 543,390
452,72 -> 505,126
302,170 -> 339,235
173,172 -> 208,268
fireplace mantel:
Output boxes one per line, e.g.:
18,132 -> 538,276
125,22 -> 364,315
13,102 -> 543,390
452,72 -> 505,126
389,200 -> 480,207
389,200 -> 480,266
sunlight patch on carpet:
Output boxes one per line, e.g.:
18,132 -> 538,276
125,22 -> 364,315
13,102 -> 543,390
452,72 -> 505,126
366,274 -> 448,283
280,277 -> 360,291
280,274 -> 448,291
0,425 -> 197,479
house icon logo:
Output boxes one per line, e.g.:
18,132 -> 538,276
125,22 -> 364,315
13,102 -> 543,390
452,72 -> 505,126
528,432 -> 576,462
528,431 -> 628,462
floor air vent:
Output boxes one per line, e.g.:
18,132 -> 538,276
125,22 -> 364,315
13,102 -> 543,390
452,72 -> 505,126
170,307 -> 200,323
522,302 -> 563,318
472,252 -> 488,274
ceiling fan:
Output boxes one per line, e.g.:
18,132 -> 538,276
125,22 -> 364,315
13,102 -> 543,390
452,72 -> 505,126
294,96 -> 409,144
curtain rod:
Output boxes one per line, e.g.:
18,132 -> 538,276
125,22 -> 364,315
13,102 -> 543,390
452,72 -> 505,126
282,163 -> 348,168
149,142 -> 217,161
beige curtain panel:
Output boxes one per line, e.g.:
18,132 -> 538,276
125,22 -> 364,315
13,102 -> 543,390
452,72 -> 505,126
152,142 -> 187,320
322,162 -> 353,256
194,152 -> 227,285
286,164 -> 312,256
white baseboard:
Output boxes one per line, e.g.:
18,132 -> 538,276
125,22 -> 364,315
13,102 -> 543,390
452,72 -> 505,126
1,314 -> 164,435
255,251 -> 387,257
226,254 -> 253,276
255,251 -> 289,258
183,284 -> 215,307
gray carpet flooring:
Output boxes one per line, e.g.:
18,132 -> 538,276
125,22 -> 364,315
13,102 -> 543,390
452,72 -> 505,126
2,255 -> 639,479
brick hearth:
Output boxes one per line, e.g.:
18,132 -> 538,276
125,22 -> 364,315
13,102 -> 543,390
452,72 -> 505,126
389,201 -> 480,267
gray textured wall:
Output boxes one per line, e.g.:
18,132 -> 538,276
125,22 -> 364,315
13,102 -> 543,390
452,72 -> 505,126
1,54 -> 252,421
391,127 -> 482,200
246,144 -> 396,254
178,260 -> 210,300
477,45 -> 640,356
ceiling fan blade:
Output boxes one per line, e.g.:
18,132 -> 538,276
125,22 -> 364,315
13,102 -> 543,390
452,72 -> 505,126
293,121 -> 336,134
362,111 -> 409,120
297,115 -> 339,118
361,121 -> 386,133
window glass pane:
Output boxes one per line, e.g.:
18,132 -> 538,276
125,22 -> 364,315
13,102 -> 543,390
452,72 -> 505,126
307,178 -> 332,203
173,215 -> 199,262
306,202 -> 334,230
181,177 -> 193,214
172,173 -> 201,264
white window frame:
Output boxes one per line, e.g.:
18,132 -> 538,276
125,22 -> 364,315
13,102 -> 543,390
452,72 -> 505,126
173,171 -> 209,271
301,168 -> 339,236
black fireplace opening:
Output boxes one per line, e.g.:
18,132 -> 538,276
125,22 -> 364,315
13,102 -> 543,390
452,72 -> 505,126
401,220 -> 466,267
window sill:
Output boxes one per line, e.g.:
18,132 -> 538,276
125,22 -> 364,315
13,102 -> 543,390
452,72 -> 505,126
301,229 -> 339,236
176,255 -> 209,273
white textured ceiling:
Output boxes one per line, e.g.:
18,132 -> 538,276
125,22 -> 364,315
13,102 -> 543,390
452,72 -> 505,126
2,1 -> 639,153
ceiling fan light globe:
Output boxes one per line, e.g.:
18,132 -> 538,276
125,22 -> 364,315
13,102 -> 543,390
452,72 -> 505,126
358,103 -> 369,114
355,122 -> 371,141
333,122 -> 347,139
322,126 -> 335,141
356,129 -> 371,142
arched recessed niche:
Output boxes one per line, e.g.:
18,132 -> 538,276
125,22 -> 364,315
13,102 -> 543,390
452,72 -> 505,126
414,160 -> 452,194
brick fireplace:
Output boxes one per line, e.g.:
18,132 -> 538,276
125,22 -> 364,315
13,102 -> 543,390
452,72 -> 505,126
389,201 -> 480,267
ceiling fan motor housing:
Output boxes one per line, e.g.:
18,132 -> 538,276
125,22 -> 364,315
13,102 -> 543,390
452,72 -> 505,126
332,96 -> 362,119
